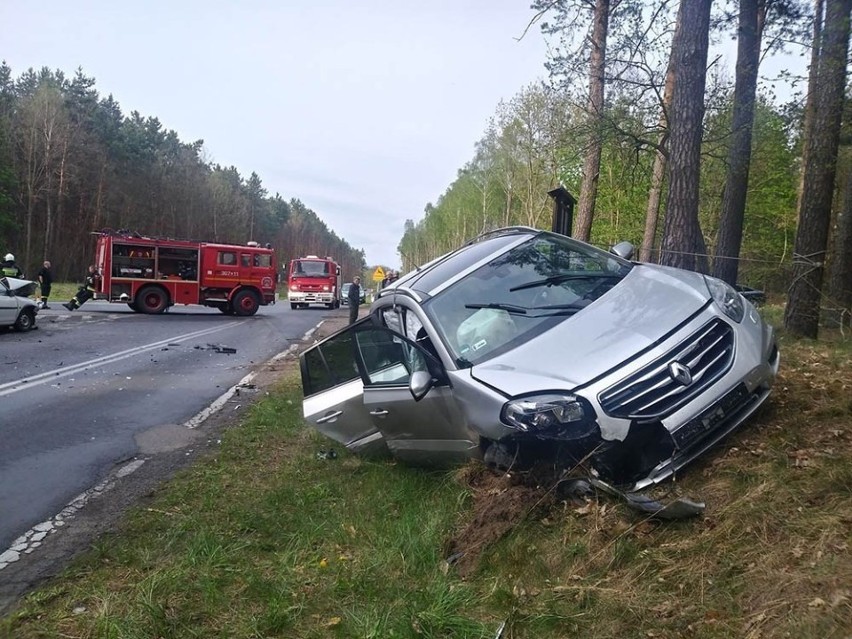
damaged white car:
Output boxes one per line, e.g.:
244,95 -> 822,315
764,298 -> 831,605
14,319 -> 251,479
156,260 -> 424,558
1,277 -> 39,332
300,227 -> 779,490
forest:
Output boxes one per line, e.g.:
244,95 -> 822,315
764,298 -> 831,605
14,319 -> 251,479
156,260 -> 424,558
398,0 -> 850,339
1,0 -> 849,339
0,65 -> 367,287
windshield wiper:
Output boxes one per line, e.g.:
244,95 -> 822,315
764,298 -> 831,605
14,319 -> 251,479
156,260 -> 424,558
509,273 -> 621,292
530,302 -> 587,311
456,356 -> 474,368
464,302 -> 528,315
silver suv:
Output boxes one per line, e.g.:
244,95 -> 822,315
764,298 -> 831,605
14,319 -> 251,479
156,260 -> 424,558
300,227 -> 779,489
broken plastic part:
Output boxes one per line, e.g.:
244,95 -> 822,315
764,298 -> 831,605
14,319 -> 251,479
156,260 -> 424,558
589,477 -> 705,520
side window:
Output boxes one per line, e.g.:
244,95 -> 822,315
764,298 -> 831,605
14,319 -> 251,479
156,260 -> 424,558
354,325 -> 442,387
219,252 -> 237,266
356,329 -> 409,385
300,330 -> 359,396
241,254 -> 251,267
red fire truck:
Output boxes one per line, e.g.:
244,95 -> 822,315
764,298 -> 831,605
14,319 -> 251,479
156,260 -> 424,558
287,255 -> 341,309
91,230 -> 277,315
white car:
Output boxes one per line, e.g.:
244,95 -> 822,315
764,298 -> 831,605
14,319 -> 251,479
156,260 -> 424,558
0,277 -> 39,332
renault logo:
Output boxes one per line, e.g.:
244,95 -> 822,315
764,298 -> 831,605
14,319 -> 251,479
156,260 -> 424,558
668,361 -> 693,386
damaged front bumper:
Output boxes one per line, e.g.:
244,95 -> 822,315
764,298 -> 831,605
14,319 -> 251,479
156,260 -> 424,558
484,306 -> 779,490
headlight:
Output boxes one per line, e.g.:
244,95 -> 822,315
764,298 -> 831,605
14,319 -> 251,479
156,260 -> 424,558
289,284 -> 298,291
502,394 -> 585,432
704,276 -> 744,323
322,285 -> 330,291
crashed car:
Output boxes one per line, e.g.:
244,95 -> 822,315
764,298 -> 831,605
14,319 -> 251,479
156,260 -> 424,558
0,277 -> 39,332
300,227 -> 779,490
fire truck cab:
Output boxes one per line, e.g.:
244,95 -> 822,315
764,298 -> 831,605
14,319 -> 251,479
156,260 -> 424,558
287,256 -> 341,309
94,231 -> 277,316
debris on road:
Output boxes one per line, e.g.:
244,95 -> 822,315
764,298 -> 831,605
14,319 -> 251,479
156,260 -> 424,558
193,343 -> 237,354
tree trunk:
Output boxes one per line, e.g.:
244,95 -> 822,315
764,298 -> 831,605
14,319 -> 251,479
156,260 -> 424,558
784,0 -> 851,338
639,34 -> 678,263
712,0 -> 765,286
659,0 -> 713,272
827,173 -> 852,323
797,0 -> 825,212
574,0 -> 610,241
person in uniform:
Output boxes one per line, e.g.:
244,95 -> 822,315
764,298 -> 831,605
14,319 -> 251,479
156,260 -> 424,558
1,253 -> 23,278
36,260 -> 53,309
63,265 -> 101,311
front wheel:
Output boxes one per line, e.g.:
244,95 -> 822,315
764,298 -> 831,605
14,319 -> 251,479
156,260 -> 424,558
14,310 -> 35,332
137,286 -> 168,314
232,289 -> 260,316
290,303 -> 298,310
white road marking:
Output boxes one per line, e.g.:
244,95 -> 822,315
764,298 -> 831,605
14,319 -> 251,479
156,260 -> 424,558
183,371 -> 257,429
0,459 -> 146,571
0,321 -> 246,398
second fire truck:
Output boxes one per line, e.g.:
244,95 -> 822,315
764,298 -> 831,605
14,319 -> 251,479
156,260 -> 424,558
287,255 -> 341,309
89,230 -> 277,315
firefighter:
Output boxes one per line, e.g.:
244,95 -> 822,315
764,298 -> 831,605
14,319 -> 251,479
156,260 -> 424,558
63,265 -> 101,311
1,253 -> 24,278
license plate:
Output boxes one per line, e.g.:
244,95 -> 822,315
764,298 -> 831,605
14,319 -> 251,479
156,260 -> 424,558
673,384 -> 749,450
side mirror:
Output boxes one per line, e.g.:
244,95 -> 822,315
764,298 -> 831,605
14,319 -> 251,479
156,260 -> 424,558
610,241 -> 635,260
409,370 -> 434,402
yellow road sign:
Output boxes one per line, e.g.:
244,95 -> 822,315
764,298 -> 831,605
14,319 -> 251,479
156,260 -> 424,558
372,267 -> 385,282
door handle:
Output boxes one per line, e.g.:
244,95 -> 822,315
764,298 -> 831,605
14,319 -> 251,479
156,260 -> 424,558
316,410 -> 343,424
369,409 -> 389,417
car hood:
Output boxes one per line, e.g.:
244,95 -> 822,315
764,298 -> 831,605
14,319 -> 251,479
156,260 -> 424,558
3,277 -> 39,298
469,264 -> 712,395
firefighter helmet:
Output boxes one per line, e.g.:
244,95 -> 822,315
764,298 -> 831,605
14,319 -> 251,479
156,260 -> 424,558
4,253 -> 13,261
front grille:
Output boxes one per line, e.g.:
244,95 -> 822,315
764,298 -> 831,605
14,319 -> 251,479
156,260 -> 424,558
599,319 -> 735,420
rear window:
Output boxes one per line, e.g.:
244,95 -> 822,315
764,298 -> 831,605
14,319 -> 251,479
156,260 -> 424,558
301,329 -> 359,396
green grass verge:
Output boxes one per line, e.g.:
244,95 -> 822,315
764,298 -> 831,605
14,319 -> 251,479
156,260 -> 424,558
2,311 -> 850,638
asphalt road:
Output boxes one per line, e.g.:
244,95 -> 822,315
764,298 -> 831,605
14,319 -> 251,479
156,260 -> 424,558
0,299 -> 336,560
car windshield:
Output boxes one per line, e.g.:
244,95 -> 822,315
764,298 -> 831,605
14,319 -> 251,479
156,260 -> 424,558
293,260 -> 329,277
423,233 -> 632,365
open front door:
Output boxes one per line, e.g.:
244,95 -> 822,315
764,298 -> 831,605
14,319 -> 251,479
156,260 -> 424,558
300,318 -> 387,456
352,325 -> 476,466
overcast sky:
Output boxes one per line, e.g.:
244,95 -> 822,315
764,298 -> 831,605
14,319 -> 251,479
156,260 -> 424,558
3,0 -> 551,268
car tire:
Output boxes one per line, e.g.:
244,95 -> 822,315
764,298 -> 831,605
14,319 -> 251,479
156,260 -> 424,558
232,289 -> 260,316
137,285 -> 168,314
483,442 -> 518,471
290,303 -> 298,310
14,310 -> 35,332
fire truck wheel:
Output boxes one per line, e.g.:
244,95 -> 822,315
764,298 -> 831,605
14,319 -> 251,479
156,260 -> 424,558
290,303 -> 298,310
137,285 -> 169,314
127,302 -> 139,312
217,305 -> 235,315
232,289 -> 260,316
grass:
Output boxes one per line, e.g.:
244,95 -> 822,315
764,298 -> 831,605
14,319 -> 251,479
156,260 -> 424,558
33,281 -> 80,305
2,308 -> 850,638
